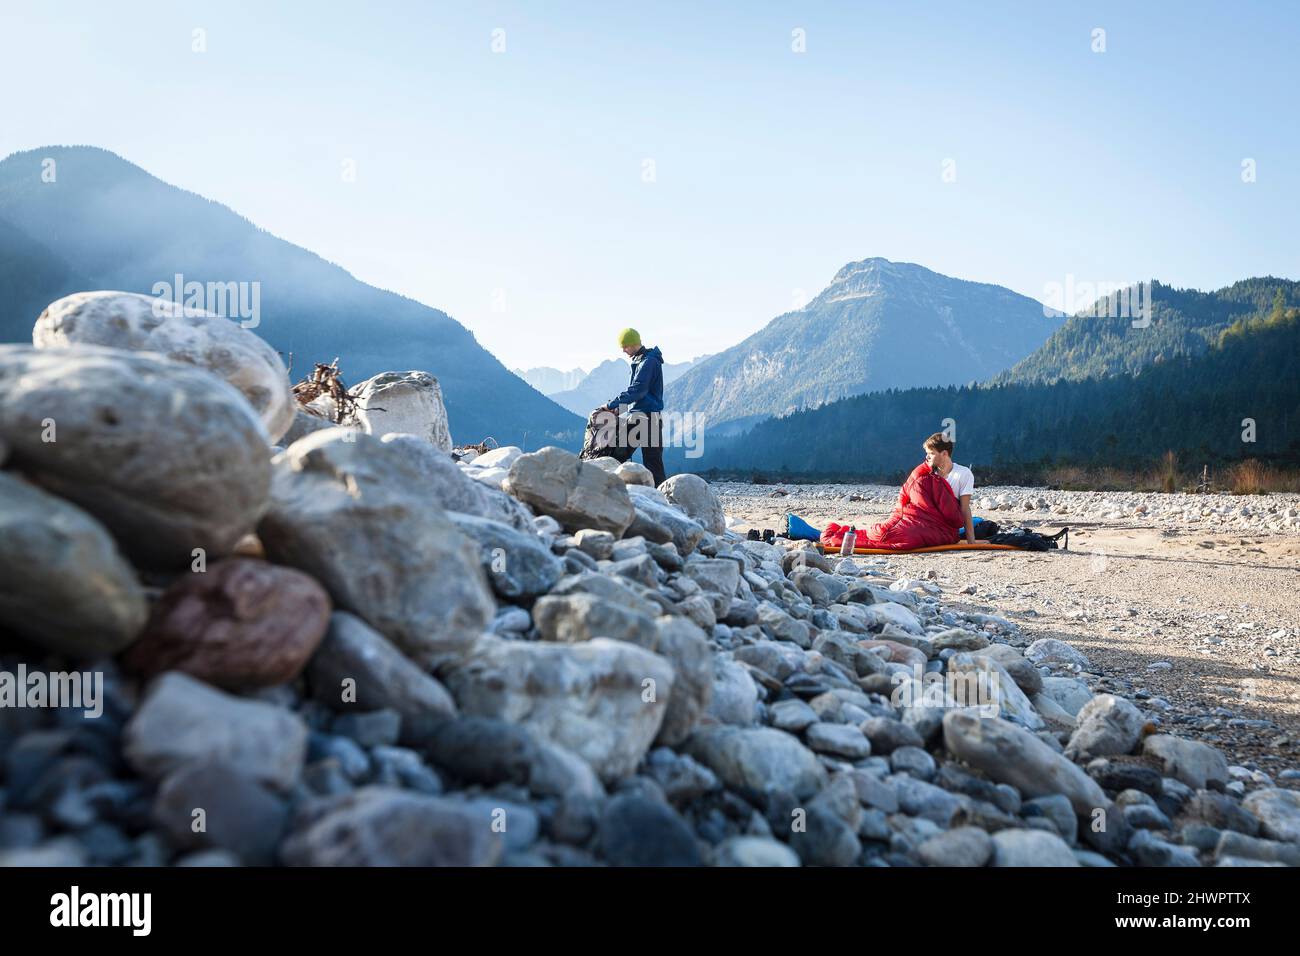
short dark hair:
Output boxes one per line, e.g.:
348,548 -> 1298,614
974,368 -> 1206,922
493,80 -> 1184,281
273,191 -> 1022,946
923,432 -> 954,455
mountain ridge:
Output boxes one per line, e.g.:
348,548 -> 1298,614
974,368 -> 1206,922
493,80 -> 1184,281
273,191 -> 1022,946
664,257 -> 1064,427
0,145 -> 583,447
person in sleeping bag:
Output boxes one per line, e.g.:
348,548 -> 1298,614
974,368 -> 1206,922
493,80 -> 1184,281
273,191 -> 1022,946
821,439 -> 966,551
922,431 -> 977,544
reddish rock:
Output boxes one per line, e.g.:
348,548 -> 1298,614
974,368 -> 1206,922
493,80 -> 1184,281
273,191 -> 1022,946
857,639 -> 927,671
124,559 -> 331,688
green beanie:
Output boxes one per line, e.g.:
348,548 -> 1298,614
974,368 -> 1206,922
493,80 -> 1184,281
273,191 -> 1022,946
617,327 -> 641,348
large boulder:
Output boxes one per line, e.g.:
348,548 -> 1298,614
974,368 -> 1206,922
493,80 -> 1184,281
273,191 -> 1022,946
32,291 -> 295,442
503,446 -> 634,536
658,473 -> 725,534
1065,694 -> 1145,760
1026,638 -> 1092,671
1242,789 -> 1300,844
947,653 -> 1044,730
443,635 -> 674,782
1142,735 -> 1230,790
123,672 -> 308,791
379,434 -> 533,531
351,371 -> 452,452
121,558 -> 330,689
633,616 -> 713,746
447,513 -> 562,600
628,494 -> 706,556
258,430 -> 494,669
0,345 -> 271,568
942,711 -> 1109,816
0,471 -> 147,657
305,612 -> 458,738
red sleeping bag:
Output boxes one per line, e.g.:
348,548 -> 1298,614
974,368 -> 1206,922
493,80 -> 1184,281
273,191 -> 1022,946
821,462 -> 965,552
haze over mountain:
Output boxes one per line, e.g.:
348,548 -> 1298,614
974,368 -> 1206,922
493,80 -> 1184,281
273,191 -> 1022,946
0,146 -> 583,447
665,258 -> 1065,429
547,354 -> 702,416
512,366 -> 589,395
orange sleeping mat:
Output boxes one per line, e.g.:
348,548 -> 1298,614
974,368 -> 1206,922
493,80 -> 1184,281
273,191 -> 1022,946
816,542 -> 1022,555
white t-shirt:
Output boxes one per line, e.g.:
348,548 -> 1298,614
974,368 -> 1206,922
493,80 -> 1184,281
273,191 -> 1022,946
946,463 -> 975,501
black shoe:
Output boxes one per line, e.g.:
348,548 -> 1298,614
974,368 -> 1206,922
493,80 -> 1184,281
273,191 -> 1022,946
747,529 -> 760,541
762,529 -> 775,543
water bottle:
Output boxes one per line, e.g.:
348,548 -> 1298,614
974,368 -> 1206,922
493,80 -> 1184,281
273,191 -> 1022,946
840,526 -> 856,556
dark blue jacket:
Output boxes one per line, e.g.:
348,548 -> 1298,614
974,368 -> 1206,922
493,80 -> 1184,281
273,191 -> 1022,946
607,346 -> 664,413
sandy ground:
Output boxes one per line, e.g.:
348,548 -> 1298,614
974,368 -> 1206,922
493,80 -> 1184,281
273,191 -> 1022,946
719,484 -> 1300,779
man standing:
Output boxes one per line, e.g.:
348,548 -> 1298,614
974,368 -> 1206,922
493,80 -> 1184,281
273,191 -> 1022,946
598,328 -> 667,487
922,432 -> 977,544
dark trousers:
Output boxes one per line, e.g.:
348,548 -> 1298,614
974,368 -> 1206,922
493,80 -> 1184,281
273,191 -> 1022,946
628,411 -> 666,488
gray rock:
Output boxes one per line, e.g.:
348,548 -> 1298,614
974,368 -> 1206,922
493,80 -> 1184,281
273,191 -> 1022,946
533,593 -> 657,645
712,836 -> 801,867
684,557 -> 742,617
658,473 -> 725,535
918,826 -> 993,867
0,472 -> 147,657
306,612 -> 457,743
280,408 -> 336,446
420,716 -> 601,799
351,370 -> 452,451
685,726 -> 827,800
1142,735 -> 1230,790
455,797 -> 539,852
614,461 -> 655,487
861,717 -> 925,755
1024,794 -> 1078,844
885,774 -> 966,826
1025,638 -> 1091,671
943,711 -> 1109,816
806,722 -> 872,760
889,746 -> 937,780
332,710 -> 402,749
152,760 -> 289,865
733,641 -> 808,681
574,529 -> 616,560
259,430 -> 494,669
631,616 -> 714,746
1128,829 -> 1201,867
280,787 -> 503,866
627,493 -> 706,556
504,446 -> 634,536
1215,830 -> 1300,865
33,290 -> 295,442
0,345 -> 271,568
948,654 -> 1044,730
991,828 -> 1080,866
598,794 -> 702,866
379,433 -> 533,531
1242,788 -> 1300,843
643,747 -> 720,803
123,672 -> 308,791
1038,676 -> 1094,717
770,699 -> 819,732
929,628 -> 990,652
1066,694 -> 1145,760
707,658 -> 759,726
448,512 -> 561,600
969,644 -> 1042,695
444,635 -> 673,782
473,446 -> 523,470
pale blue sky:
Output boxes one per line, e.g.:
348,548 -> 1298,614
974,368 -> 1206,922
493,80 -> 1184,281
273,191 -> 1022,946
2,1 -> 1296,371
